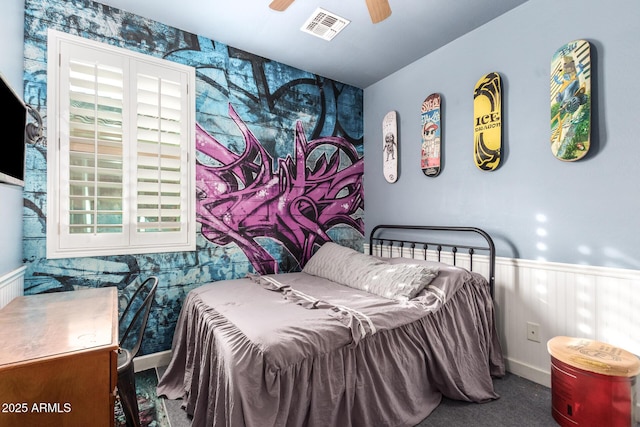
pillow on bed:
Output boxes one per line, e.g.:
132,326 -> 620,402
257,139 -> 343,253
354,262 -> 439,301
303,242 -> 383,283
303,242 -> 438,301
385,257 -> 473,300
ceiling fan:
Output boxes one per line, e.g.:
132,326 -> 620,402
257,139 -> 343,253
269,0 -> 391,24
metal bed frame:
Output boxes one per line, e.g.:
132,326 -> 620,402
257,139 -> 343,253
369,225 -> 496,297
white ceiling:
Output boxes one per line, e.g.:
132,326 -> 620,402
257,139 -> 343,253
97,0 -> 529,88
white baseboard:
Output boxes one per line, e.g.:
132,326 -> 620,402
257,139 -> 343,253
505,356 -> 551,388
133,349 -> 172,373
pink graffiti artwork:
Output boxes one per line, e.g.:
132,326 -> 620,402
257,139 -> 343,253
196,103 -> 364,274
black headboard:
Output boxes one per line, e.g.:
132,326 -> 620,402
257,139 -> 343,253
369,225 -> 496,297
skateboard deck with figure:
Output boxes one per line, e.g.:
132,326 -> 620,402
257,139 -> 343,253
382,110 -> 398,183
550,39 -> 591,161
473,72 -> 502,171
421,93 -> 441,177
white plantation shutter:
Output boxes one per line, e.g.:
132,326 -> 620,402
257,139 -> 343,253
132,65 -> 190,245
47,30 -> 195,258
68,62 -> 124,237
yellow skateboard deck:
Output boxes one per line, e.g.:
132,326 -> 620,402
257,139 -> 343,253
473,72 -> 502,171
550,39 -> 591,161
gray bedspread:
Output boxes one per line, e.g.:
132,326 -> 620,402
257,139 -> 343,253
157,263 -> 505,427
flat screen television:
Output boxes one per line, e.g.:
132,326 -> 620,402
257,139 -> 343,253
0,72 -> 27,187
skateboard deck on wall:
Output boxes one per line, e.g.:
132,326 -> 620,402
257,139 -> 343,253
421,93 -> 441,177
550,39 -> 591,161
382,110 -> 398,183
473,72 -> 502,171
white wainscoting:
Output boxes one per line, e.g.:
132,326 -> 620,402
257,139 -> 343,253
0,265 -> 26,309
495,258 -> 640,387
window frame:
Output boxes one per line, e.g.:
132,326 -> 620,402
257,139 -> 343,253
46,29 -> 196,259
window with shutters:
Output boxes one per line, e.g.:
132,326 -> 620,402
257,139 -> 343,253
46,30 -> 196,259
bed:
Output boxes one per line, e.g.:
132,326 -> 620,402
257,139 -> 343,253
157,225 -> 505,427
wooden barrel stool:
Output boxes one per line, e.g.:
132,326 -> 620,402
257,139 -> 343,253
547,336 -> 640,427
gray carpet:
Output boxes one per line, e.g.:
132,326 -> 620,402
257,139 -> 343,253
155,368 -> 559,426
421,372 -> 555,426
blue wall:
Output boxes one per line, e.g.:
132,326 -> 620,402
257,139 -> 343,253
364,0 -> 640,270
0,0 -> 24,277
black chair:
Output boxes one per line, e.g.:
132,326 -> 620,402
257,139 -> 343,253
117,276 -> 159,427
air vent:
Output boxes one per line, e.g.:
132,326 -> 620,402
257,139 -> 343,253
300,8 -> 350,41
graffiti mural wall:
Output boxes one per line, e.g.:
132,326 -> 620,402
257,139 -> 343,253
22,0 -> 364,355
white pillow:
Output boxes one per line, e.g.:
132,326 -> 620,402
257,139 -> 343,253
303,242 -> 382,283
356,262 -> 438,301
303,242 -> 438,301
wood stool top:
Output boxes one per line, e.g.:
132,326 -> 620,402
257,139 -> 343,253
548,336 -> 640,377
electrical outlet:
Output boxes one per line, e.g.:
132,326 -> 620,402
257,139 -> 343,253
527,322 -> 541,343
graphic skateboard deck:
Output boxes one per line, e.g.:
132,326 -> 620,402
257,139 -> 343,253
421,93 -> 441,177
382,110 -> 398,183
473,72 -> 502,171
550,39 -> 591,161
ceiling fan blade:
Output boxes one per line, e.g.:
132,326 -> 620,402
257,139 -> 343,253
365,0 -> 392,23
269,0 -> 296,12
367,0 -> 391,24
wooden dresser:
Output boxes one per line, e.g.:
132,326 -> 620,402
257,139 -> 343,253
0,287 -> 118,427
